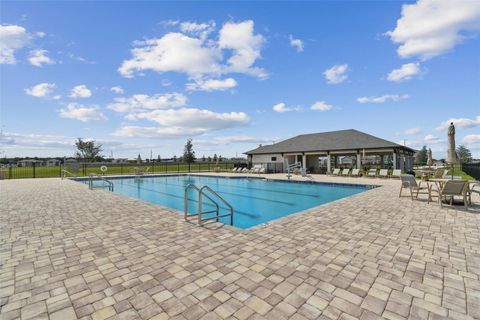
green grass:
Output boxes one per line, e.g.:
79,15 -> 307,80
0,163 -> 236,179
445,164 -> 474,180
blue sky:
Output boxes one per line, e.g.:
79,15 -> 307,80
1,0 -> 479,159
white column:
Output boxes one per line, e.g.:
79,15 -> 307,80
327,154 -> 331,173
392,151 -> 397,169
356,152 -> 361,169
302,154 -> 306,169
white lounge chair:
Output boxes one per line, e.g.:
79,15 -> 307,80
232,167 -> 238,172
391,169 -> 402,178
351,169 -> 360,177
367,168 -> 377,178
258,167 -> 265,174
399,175 -> 432,202
331,168 -> 341,176
239,167 -> 248,173
378,169 -> 389,178
341,168 -> 350,176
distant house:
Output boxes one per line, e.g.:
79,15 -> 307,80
245,129 -> 416,173
17,160 -> 45,167
111,158 -> 128,164
45,159 -> 61,166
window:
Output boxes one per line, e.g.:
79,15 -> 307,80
271,157 -> 277,161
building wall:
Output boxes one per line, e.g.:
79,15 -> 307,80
251,154 -> 284,164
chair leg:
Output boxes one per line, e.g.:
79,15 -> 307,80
399,186 -> 403,198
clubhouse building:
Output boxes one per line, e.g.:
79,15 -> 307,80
245,129 -> 416,173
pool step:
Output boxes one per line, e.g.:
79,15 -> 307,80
184,184 -> 234,226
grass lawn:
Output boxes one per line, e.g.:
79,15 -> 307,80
445,164 -> 474,180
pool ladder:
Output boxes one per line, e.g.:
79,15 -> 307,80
184,184 -> 234,226
88,173 -> 114,192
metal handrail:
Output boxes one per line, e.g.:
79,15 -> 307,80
184,184 -> 219,221
88,173 -> 114,191
199,185 -> 234,226
61,169 -> 76,180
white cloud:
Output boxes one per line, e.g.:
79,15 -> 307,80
36,31 -> 46,38
311,101 -> 333,112
357,94 -> 409,104
110,86 -> 124,94
58,103 -> 106,122
424,134 -> 442,143
404,127 -> 421,135
272,102 -> 301,113
114,108 -> 249,138
289,35 -> 304,52
70,85 -> 92,98
186,78 -> 237,91
28,49 -> 55,67
463,135 -> 480,144
195,135 -> 276,145
24,83 -> 56,98
324,64 -> 348,84
107,93 -> 187,113
387,0 -> 480,59
436,116 -> 480,131
387,62 -> 422,82
0,24 -> 30,64
119,20 -> 266,80
180,21 -> 216,40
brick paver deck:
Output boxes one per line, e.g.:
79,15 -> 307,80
1,174 -> 479,320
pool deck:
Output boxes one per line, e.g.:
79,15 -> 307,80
1,174 -> 479,320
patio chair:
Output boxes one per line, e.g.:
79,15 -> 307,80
341,168 -> 350,176
367,168 -> 377,178
258,167 -> 265,174
232,167 -> 238,172
432,169 -> 447,179
399,175 -> 432,202
432,180 -> 469,209
351,169 -> 360,177
378,169 -> 389,178
391,169 -> 402,178
239,167 -> 248,173
331,168 -> 341,176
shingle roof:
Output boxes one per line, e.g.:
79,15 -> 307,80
245,129 -> 415,154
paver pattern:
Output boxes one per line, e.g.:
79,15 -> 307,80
1,174 -> 479,320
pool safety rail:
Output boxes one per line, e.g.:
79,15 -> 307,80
184,184 -> 234,226
87,173 -> 114,192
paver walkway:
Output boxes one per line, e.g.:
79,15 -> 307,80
1,174 -> 479,320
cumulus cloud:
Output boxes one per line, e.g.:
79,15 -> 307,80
119,20 -> 266,80
28,49 -> 55,67
289,35 -> 304,52
272,102 -> 301,113
463,134 -> 480,144
24,83 -> 56,98
357,94 -> 409,104
107,93 -> 187,112
387,62 -> 422,82
387,0 -> 480,59
196,135 -> 275,145
404,127 -> 421,135
324,64 -> 348,84
0,24 -> 30,64
424,134 -> 442,143
114,108 -> 250,138
58,103 -> 106,122
311,101 -> 333,112
436,115 -> 480,131
186,78 -> 237,91
70,85 -> 92,98
110,86 -> 124,94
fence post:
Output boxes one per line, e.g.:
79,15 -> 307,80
121,164 -> 123,175
177,163 -> 180,173
9,165 -> 12,179
152,161 -> 155,173
188,163 -> 191,173
83,163 -> 87,176
33,162 -> 36,178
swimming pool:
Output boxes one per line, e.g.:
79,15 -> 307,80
86,175 -> 372,229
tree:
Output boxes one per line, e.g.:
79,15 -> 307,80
415,145 -> 428,165
457,145 -> 472,163
75,138 -> 103,162
183,139 -> 196,163
137,154 -> 142,164
173,155 -> 177,162
213,154 -> 218,163
202,155 -> 206,162
207,156 -> 212,162
157,155 -> 161,162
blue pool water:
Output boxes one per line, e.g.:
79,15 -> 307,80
86,175 -> 371,229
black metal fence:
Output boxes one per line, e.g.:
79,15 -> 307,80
0,161 -> 243,179
462,162 -> 480,180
